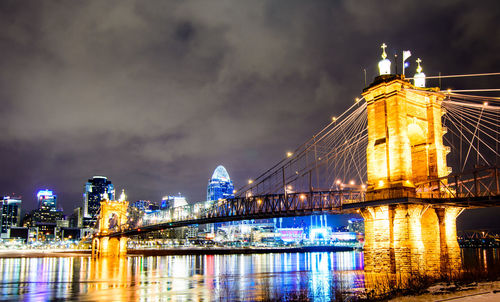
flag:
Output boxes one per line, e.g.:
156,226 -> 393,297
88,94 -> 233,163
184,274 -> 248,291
403,50 -> 412,62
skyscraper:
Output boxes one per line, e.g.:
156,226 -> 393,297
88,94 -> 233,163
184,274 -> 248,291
207,165 -> 234,201
0,196 -> 22,238
32,189 -> 63,224
23,190 -> 64,241
37,189 -> 56,210
83,176 -> 114,221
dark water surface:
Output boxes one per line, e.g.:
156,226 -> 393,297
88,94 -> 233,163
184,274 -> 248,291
0,249 -> 497,301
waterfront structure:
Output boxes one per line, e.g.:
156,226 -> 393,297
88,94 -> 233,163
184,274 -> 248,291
0,196 -> 22,238
207,166 -> 234,201
360,46 -> 458,274
91,198 -> 129,257
83,176 -> 114,226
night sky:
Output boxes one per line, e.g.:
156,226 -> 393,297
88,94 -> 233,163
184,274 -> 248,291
0,1 -> 499,229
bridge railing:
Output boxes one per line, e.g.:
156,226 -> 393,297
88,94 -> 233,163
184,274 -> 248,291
109,190 -> 366,233
415,166 -> 499,200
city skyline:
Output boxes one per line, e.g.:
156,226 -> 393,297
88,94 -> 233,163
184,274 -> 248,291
0,1 -> 499,229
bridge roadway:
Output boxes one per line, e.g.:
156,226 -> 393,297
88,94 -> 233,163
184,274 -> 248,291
101,166 -> 500,237
102,166 -> 499,238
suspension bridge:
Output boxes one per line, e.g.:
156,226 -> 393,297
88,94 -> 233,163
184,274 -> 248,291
90,63 -> 499,275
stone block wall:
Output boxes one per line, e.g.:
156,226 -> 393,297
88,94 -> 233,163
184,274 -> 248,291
362,204 -> 462,275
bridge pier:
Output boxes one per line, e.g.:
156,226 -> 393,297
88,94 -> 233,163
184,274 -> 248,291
361,204 -> 462,275
92,236 -> 128,257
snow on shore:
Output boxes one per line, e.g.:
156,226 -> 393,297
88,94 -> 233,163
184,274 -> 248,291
391,281 -> 500,301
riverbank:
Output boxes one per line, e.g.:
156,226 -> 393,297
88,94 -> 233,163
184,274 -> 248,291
390,280 -> 500,301
0,249 -> 90,258
0,245 -> 355,258
127,245 -> 355,256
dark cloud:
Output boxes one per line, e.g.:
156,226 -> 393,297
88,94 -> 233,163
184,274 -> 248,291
0,0 -> 499,228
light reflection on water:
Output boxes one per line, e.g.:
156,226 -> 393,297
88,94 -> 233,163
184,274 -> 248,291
0,251 -> 363,301
0,249 -> 496,301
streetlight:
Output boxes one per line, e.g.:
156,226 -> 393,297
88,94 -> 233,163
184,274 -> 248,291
286,152 -> 293,158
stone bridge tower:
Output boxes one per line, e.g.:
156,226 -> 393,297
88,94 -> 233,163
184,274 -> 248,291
91,196 -> 129,257
359,47 -> 462,275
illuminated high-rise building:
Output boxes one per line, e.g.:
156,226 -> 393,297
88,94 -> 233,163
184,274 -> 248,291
0,196 -> 22,238
83,176 -> 114,220
23,190 -> 63,240
207,165 -> 234,201
160,195 -> 188,209
37,189 -> 56,210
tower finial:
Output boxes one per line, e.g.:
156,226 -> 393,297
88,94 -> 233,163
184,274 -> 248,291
378,43 -> 391,75
381,43 -> 388,59
416,58 -> 422,73
119,189 -> 127,202
413,58 -> 426,88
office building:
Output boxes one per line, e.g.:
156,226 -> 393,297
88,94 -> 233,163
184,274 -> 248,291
207,165 -> 234,201
83,176 -> 114,222
37,189 -> 56,210
160,195 -> 188,209
0,196 -> 22,238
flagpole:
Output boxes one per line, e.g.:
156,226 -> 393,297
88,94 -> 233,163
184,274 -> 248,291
402,50 -> 411,78
402,52 -> 405,77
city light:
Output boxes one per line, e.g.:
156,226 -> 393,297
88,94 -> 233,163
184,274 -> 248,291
248,179 -> 253,184
36,189 -> 54,199
286,151 -> 293,157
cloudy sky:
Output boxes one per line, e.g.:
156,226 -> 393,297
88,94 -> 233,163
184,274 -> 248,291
0,0 -> 499,228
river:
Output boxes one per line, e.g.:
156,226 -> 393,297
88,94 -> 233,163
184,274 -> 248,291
0,248 -> 497,301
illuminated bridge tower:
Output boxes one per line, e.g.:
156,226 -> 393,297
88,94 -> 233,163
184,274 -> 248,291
91,193 -> 129,257
360,45 -> 462,275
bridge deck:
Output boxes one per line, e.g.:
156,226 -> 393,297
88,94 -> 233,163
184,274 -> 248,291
102,194 -> 499,238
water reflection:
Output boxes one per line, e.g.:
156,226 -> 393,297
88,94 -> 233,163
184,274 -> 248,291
0,249 -> 496,301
